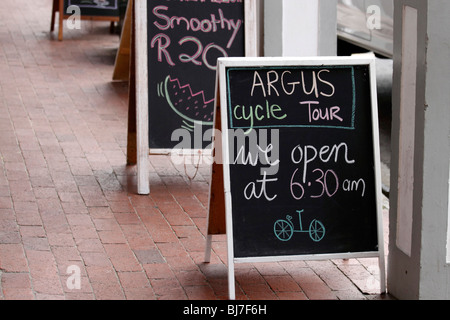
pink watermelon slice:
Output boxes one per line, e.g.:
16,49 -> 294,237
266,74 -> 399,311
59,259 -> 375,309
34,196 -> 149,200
158,75 -> 215,126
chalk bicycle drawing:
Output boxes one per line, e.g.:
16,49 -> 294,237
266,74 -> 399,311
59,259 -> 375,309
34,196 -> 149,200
274,210 -> 325,242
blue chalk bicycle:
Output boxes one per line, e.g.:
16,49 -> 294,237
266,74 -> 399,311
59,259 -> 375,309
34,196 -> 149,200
273,210 -> 325,242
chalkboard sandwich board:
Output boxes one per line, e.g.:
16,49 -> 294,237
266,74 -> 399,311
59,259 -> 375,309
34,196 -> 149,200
51,0 -> 121,41
206,56 -> 386,299
131,0 -> 258,194
64,0 -> 121,17
146,0 -> 257,153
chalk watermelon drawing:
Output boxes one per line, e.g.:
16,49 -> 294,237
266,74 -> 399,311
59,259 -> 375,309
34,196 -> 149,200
157,75 -> 215,131
274,210 -> 325,242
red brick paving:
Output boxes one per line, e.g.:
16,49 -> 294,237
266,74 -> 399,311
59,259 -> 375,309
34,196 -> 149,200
0,0 -> 392,300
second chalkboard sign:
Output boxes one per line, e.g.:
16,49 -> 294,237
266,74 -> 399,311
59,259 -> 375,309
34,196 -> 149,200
64,0 -> 120,17
132,1 -> 257,194
147,0 -> 251,151
51,0 -> 121,40
207,57 -> 386,299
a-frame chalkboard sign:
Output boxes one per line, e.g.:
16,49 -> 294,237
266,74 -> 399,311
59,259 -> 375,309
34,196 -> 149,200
205,57 -> 386,300
132,0 -> 258,194
51,0 -> 121,41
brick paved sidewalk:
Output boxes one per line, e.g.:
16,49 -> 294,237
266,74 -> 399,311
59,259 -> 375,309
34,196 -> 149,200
0,0 -> 391,300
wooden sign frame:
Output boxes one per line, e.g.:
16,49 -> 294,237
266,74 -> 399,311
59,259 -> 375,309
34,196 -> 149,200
206,57 -> 386,300
112,0 -> 133,81
132,0 -> 259,195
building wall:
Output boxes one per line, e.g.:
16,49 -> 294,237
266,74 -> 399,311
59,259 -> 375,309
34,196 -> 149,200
264,0 -> 336,57
420,0 -> 450,299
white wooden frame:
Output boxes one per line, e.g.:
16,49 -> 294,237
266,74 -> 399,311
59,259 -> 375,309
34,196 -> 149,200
134,0 -> 259,195
135,0 -> 150,195
212,56 -> 386,300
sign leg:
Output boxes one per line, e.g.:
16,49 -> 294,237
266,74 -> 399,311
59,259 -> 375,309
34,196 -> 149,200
51,0 -> 58,32
58,0 -> 64,41
379,253 -> 387,294
204,235 -> 212,263
127,13 -> 137,165
134,0 -> 150,195
228,258 -> 236,300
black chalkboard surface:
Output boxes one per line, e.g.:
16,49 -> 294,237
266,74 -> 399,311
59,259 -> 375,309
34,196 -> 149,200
64,0 -> 120,17
217,57 -> 384,261
147,0 -> 245,150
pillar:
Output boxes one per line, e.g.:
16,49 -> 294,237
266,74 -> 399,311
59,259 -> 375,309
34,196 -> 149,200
264,0 -> 337,57
389,0 -> 450,299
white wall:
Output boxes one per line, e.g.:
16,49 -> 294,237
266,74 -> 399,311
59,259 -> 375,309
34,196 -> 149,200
419,0 -> 450,299
264,0 -> 336,57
